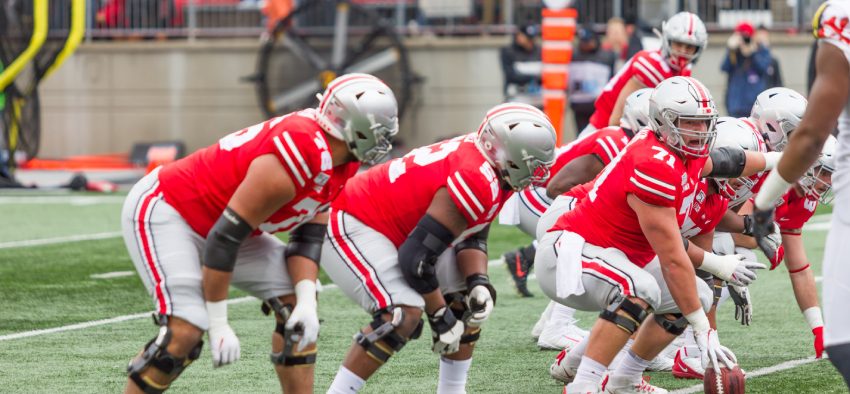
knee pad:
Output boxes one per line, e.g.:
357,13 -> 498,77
354,307 -> 423,365
262,298 -> 316,367
460,327 -> 481,346
654,313 -> 689,336
599,295 -> 651,335
127,316 -> 203,394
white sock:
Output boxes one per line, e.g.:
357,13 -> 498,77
437,357 -> 472,394
611,350 -> 650,384
327,366 -> 365,394
573,356 -> 607,386
682,326 -> 697,347
566,337 -> 590,370
610,338 -> 635,370
549,303 -> 578,325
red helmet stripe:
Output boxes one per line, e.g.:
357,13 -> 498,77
685,77 -> 709,109
687,13 -> 694,37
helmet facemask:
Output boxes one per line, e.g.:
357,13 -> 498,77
344,110 -> 398,165
668,40 -> 700,70
659,111 -> 717,158
800,164 -> 834,204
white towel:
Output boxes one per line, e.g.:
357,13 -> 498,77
498,193 -> 521,225
556,231 -> 586,299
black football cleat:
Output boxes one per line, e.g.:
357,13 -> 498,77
503,244 -> 536,297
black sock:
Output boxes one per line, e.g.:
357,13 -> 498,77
827,343 -> 850,390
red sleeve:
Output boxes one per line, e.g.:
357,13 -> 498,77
629,52 -> 664,87
267,120 -> 326,193
590,128 -> 629,165
446,166 -> 499,225
625,159 -> 680,208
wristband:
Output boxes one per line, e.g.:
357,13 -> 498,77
762,151 -> 783,171
699,251 -> 728,277
206,300 -> 229,327
803,307 -> 824,330
685,310 -> 711,332
754,170 -> 792,210
294,280 -> 318,308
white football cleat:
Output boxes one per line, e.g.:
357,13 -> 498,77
603,375 -> 668,394
550,348 -> 578,383
538,319 -> 588,350
565,381 -> 601,394
671,346 -> 704,380
646,352 -> 674,372
531,302 -> 554,340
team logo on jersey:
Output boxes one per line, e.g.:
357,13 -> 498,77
313,172 -> 330,191
804,198 -> 818,212
682,174 -> 689,188
696,190 -> 705,204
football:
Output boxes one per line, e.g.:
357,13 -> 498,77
704,365 -> 746,394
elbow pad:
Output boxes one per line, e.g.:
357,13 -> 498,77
399,215 -> 456,294
708,146 -> 747,178
203,207 -> 253,272
285,223 -> 326,265
455,225 -> 489,254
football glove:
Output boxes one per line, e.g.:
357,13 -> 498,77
428,306 -> 464,355
207,301 -> 241,367
465,274 -> 496,327
727,284 -> 752,326
814,326 -> 825,359
750,208 -> 781,262
700,252 -> 766,287
693,327 -> 737,373
285,280 -> 320,352
745,215 -> 784,269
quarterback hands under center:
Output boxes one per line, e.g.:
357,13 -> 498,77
700,251 -> 766,287
206,300 -> 241,367
428,306 -> 465,355
285,280 -> 320,352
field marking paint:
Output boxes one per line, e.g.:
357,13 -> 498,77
0,196 -> 125,205
0,232 -> 122,249
90,271 -> 135,279
670,356 -> 823,394
0,284 -> 340,342
816,276 -> 823,283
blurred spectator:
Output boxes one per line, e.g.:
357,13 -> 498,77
601,17 -> 628,59
721,21 -> 775,117
569,26 -> 617,130
500,24 -> 542,107
623,15 -> 644,59
757,25 -> 783,89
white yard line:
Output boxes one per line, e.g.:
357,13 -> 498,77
0,232 -> 122,249
0,284 -> 341,342
669,357 -> 822,394
90,271 -> 135,279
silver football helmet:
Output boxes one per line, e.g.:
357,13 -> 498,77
315,73 -> 399,165
710,117 -> 766,205
621,88 -> 653,133
799,135 -> 837,204
659,12 -> 708,70
475,103 -> 557,191
750,87 -> 807,152
649,76 -> 718,158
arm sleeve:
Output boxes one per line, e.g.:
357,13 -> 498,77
446,168 -> 498,225
625,160 -> 680,208
267,122 -> 323,193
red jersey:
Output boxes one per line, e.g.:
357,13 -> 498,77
552,130 -> 707,267
775,189 -> 819,233
547,126 -> 631,185
589,50 -> 691,129
158,109 -> 359,237
680,180 -> 729,239
333,134 -> 511,247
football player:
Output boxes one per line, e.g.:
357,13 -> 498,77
120,74 -> 398,394
578,12 -> 707,138
321,103 -> 557,394
536,77 -> 777,393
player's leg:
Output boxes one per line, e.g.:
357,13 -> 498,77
322,210 -> 426,393
504,186 -> 550,297
121,170 -> 207,393
823,193 -> 850,387
231,233 -> 317,393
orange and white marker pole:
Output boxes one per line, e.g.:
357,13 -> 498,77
540,3 -> 576,145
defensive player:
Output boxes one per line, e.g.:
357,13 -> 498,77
536,77 -> 777,393
120,74 -> 399,394
322,103 -> 557,394
751,3 -> 850,379
578,12 -> 707,138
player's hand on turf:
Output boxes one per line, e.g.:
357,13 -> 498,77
428,306 -> 464,355
465,284 -> 495,327
208,323 -> 241,367
727,284 -> 752,326
286,302 -> 320,352
694,327 -> 737,373
701,253 -> 766,287
813,326 -> 825,359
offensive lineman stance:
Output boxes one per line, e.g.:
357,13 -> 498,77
322,103 -> 556,393
121,74 -> 398,393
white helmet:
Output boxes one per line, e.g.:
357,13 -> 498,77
316,73 -> 399,165
621,88 -> 653,133
475,103 -> 557,191
659,12 -> 708,70
800,135 -> 837,204
649,76 -> 718,158
750,87 -> 807,152
710,117 -> 766,205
